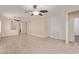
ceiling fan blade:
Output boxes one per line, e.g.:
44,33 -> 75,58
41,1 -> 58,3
33,5 -> 37,9
40,10 -> 48,13
31,14 -> 34,16
24,10 -> 32,13
39,13 -> 43,16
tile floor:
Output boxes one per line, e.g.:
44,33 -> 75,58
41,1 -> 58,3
0,34 -> 79,54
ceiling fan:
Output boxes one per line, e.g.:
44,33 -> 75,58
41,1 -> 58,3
24,5 -> 48,16
13,16 -> 22,22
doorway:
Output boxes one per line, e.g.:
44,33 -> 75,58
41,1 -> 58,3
74,17 -> 79,42
66,10 -> 79,43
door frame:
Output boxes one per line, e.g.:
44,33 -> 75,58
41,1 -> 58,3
66,8 -> 79,44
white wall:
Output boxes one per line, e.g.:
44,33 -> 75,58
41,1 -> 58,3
74,17 -> 79,35
48,15 -> 66,40
21,22 -> 27,34
27,15 -> 48,38
0,14 -> 66,40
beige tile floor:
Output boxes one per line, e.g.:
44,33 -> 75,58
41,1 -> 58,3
0,34 -> 79,54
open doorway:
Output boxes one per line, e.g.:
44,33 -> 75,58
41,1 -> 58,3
74,17 -> 79,42
66,10 -> 79,43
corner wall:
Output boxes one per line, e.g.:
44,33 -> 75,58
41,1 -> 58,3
48,15 -> 66,40
27,15 -> 48,38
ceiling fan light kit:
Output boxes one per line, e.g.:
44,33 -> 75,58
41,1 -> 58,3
11,16 -> 23,22
24,5 -> 48,16
33,11 -> 39,15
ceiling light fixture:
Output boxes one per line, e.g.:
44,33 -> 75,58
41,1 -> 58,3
24,5 -> 48,16
33,11 -> 39,15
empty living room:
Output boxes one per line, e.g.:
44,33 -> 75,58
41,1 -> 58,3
0,5 -> 79,54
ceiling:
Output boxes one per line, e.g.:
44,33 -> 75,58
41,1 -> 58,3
0,5 -> 79,21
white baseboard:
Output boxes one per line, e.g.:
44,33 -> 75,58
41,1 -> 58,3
1,32 -> 18,37
27,33 -> 47,38
49,35 -> 65,40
